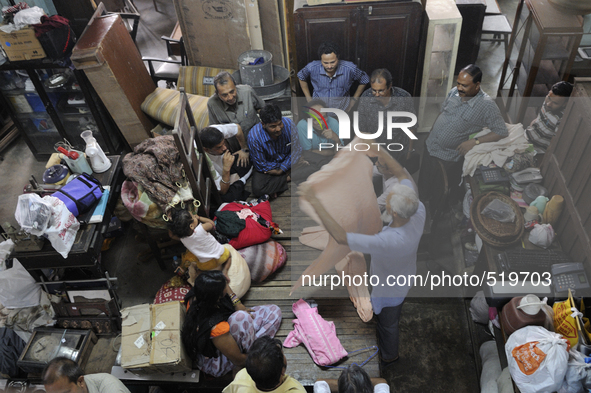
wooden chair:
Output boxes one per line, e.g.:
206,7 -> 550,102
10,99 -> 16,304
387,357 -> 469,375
143,37 -> 187,88
172,89 -> 221,218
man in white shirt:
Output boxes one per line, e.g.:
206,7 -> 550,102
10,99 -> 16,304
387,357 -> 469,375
199,124 -> 253,202
43,357 -> 130,393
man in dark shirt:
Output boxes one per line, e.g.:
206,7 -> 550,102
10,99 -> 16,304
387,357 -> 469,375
357,68 -> 416,162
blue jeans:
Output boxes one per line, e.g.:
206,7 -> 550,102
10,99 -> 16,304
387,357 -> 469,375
375,301 -> 405,362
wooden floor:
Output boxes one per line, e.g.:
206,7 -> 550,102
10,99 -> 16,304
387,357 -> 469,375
242,183 -> 380,386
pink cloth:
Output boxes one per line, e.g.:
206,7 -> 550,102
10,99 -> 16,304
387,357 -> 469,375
283,299 -> 348,366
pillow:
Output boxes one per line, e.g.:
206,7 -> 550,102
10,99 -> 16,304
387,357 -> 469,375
177,66 -> 236,97
238,240 -> 287,282
141,88 -> 209,128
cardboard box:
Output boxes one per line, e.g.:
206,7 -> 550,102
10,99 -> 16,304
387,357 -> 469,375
173,0 -> 256,69
150,301 -> 191,373
0,27 -> 46,61
121,302 -> 190,374
121,304 -> 152,371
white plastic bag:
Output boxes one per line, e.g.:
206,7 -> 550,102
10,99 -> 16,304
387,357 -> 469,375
12,7 -> 45,30
558,349 -> 591,393
529,223 -> 555,249
0,258 -> 42,309
0,238 -> 15,271
43,196 -> 80,258
506,325 -> 569,393
15,193 -> 53,236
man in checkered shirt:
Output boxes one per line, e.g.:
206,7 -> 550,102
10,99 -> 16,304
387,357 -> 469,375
418,64 -> 508,210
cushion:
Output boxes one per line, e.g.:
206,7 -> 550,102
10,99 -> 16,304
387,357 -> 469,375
154,281 -> 191,304
177,66 -> 236,97
141,87 -> 209,128
238,240 -> 287,282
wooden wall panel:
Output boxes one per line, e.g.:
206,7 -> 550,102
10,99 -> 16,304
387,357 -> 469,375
541,78 -> 591,269
259,0 -> 286,67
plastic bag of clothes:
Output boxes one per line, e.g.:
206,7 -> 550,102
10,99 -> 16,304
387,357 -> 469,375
506,325 -> 569,393
558,349 -> 591,393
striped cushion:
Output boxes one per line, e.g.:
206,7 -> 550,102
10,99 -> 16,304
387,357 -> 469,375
177,66 -> 236,96
141,88 -> 209,128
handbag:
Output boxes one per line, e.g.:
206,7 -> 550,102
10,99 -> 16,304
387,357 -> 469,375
54,173 -> 104,216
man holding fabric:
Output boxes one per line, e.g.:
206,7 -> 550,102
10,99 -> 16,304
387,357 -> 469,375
299,146 -> 425,370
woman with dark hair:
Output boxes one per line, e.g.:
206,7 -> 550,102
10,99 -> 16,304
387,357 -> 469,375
182,270 -> 282,377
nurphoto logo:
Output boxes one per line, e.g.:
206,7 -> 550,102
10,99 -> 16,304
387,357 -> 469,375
304,107 -> 417,152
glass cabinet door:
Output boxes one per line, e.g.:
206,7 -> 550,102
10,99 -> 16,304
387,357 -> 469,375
0,70 -> 62,156
35,68 -> 110,152
418,0 -> 462,133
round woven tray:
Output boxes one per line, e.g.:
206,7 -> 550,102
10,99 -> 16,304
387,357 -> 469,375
470,192 -> 524,248
475,192 -> 524,241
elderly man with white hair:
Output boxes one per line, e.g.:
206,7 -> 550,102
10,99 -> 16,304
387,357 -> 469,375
300,145 -> 425,371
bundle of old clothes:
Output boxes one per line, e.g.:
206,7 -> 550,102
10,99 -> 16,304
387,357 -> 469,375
122,135 -> 189,214
214,201 -> 281,250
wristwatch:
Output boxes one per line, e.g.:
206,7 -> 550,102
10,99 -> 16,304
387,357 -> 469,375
474,138 -> 480,145
242,148 -> 250,153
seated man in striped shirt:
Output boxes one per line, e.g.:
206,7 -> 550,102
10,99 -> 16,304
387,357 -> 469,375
248,104 -> 309,198
298,41 -> 369,112
525,81 -> 573,154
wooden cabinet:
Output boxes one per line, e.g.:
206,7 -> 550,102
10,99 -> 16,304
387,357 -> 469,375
293,0 -> 424,95
0,64 -> 125,159
497,0 -> 583,123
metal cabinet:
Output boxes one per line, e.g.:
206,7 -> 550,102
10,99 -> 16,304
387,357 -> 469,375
497,0 -> 583,123
0,63 -> 125,159
418,0 -> 462,132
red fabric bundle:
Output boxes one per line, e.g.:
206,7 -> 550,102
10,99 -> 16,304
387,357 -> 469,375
217,201 -> 275,250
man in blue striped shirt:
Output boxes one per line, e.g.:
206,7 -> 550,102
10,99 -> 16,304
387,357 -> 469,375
248,104 -> 307,197
298,42 -> 369,112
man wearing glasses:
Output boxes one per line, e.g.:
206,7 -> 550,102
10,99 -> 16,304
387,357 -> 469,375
357,69 -> 416,162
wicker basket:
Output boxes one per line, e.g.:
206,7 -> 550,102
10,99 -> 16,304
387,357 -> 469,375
475,192 -> 524,241
470,192 -> 524,247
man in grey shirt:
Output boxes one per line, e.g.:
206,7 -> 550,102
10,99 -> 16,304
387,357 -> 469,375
207,71 -> 265,138
418,64 -> 507,209
357,68 -> 416,162
43,357 -> 130,393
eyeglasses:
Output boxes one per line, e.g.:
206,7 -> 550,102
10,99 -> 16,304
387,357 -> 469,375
371,88 -> 389,96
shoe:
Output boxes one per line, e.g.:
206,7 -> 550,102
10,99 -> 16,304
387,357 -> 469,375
379,356 -> 399,371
